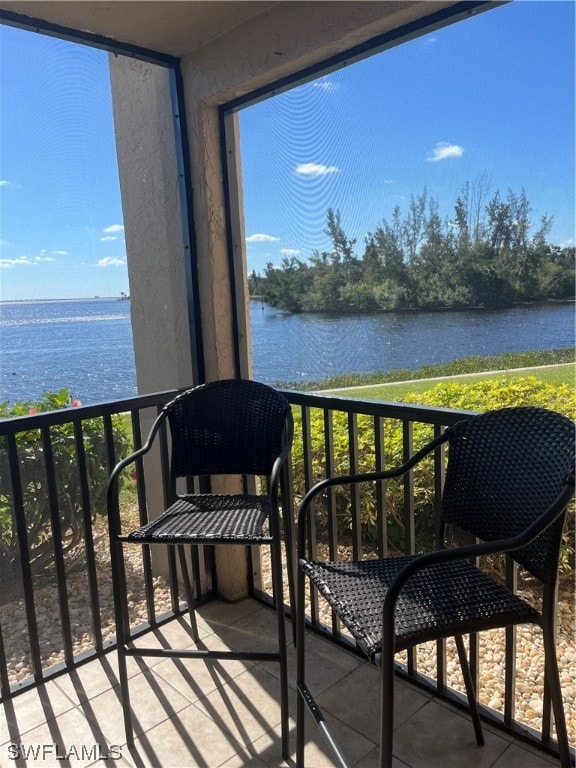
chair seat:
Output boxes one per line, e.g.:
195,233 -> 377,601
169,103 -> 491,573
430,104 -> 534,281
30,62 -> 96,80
123,494 -> 273,544
301,555 -> 541,660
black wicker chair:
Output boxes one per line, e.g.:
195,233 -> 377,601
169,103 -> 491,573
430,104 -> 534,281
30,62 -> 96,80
107,379 -> 294,758
296,406 -> 575,768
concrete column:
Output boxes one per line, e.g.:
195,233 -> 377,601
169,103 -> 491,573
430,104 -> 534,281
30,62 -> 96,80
109,57 -> 248,599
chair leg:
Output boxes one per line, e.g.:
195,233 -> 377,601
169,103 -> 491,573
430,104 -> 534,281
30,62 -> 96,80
270,540 -> 290,761
542,623 -> 571,768
280,463 -> 297,645
117,646 -> 134,747
296,566 -> 306,767
379,624 -> 396,768
110,538 -> 135,745
455,634 -> 484,746
177,545 -> 199,643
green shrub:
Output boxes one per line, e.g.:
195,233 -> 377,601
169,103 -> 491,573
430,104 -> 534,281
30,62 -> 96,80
0,389 -> 131,587
291,376 -> 575,575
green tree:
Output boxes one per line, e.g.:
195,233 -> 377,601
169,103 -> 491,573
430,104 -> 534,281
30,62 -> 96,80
256,182 -> 572,313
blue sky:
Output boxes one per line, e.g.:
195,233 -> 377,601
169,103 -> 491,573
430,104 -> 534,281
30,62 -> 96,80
1,1 -> 574,300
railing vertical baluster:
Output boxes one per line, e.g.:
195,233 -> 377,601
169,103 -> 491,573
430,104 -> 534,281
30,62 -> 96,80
373,416 -> 387,558
434,426 -> 447,693
403,415 -> 416,689
301,405 -> 319,626
504,556 -> 518,727
402,420 -> 415,556
541,582 -> 558,746
301,405 -> 314,496
41,426 -> 74,666
323,409 -> 337,561
323,409 -> 339,637
469,632 -> 480,704
103,413 -> 130,638
157,410 -> 180,611
7,433 -> 42,681
131,410 -> 156,624
73,420 -> 103,650
402,420 -> 416,675
348,412 -> 361,560
0,620 -> 9,697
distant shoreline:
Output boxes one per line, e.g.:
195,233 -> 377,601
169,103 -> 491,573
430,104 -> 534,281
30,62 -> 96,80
0,296 -> 129,304
249,297 -> 575,314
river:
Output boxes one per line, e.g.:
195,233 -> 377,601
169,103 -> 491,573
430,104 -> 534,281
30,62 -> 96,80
0,299 -> 573,405
250,300 -> 575,385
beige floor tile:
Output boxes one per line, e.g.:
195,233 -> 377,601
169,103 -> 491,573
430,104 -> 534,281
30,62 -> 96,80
292,633 -> 364,695
492,742 -> 561,768
53,656 -> 121,705
0,706 -> 116,768
152,640 -> 254,705
193,599 -> 264,636
193,665 -> 290,749
1,681 -> 78,744
133,614 -> 206,649
354,746 -> 412,767
315,665 -> 430,743
392,699 -> 510,768
296,705 -> 378,767
122,703 -> 244,768
212,718 -> 292,767
215,608 -> 286,656
83,668 -> 192,746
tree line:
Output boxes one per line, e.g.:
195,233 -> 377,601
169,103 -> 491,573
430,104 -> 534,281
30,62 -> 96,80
249,178 -> 574,312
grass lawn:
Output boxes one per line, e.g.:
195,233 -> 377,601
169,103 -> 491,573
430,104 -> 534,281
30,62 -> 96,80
319,363 -> 575,402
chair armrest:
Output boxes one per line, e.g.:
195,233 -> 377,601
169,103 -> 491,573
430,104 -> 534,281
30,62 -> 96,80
106,408 -> 167,535
269,410 -> 295,498
297,428 -> 449,559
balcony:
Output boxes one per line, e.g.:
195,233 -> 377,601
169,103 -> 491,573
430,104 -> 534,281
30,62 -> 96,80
0,390 -> 573,767
1,597 -> 568,768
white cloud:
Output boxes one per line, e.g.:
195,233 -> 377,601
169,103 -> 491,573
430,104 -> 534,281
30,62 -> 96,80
296,162 -> 340,177
0,255 -> 53,268
101,236 -> 117,242
103,224 -> 124,234
280,248 -> 300,256
246,233 -> 280,243
0,180 -> 10,187
1,257 -> 31,268
97,257 -> 126,267
559,238 -> 574,248
52,250 -> 68,256
427,142 -> 464,162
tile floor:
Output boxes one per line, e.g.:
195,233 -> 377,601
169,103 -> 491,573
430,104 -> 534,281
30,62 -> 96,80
0,599 -> 564,768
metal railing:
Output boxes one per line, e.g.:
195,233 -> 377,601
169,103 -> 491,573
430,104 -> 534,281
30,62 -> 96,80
0,389 -> 572,762
0,389 -> 195,698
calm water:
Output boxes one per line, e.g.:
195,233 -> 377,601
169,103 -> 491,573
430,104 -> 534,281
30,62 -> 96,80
0,298 -> 574,406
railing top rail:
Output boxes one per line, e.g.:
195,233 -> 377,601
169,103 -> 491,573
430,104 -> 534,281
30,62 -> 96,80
0,389 -> 180,434
279,388 -> 477,425
1,387 -> 479,435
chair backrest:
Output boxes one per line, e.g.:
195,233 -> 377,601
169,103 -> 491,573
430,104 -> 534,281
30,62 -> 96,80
164,379 -> 293,479
440,406 -> 575,584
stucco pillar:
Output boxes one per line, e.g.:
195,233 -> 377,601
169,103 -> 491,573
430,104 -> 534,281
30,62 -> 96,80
183,99 -> 250,600
109,55 -> 249,601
